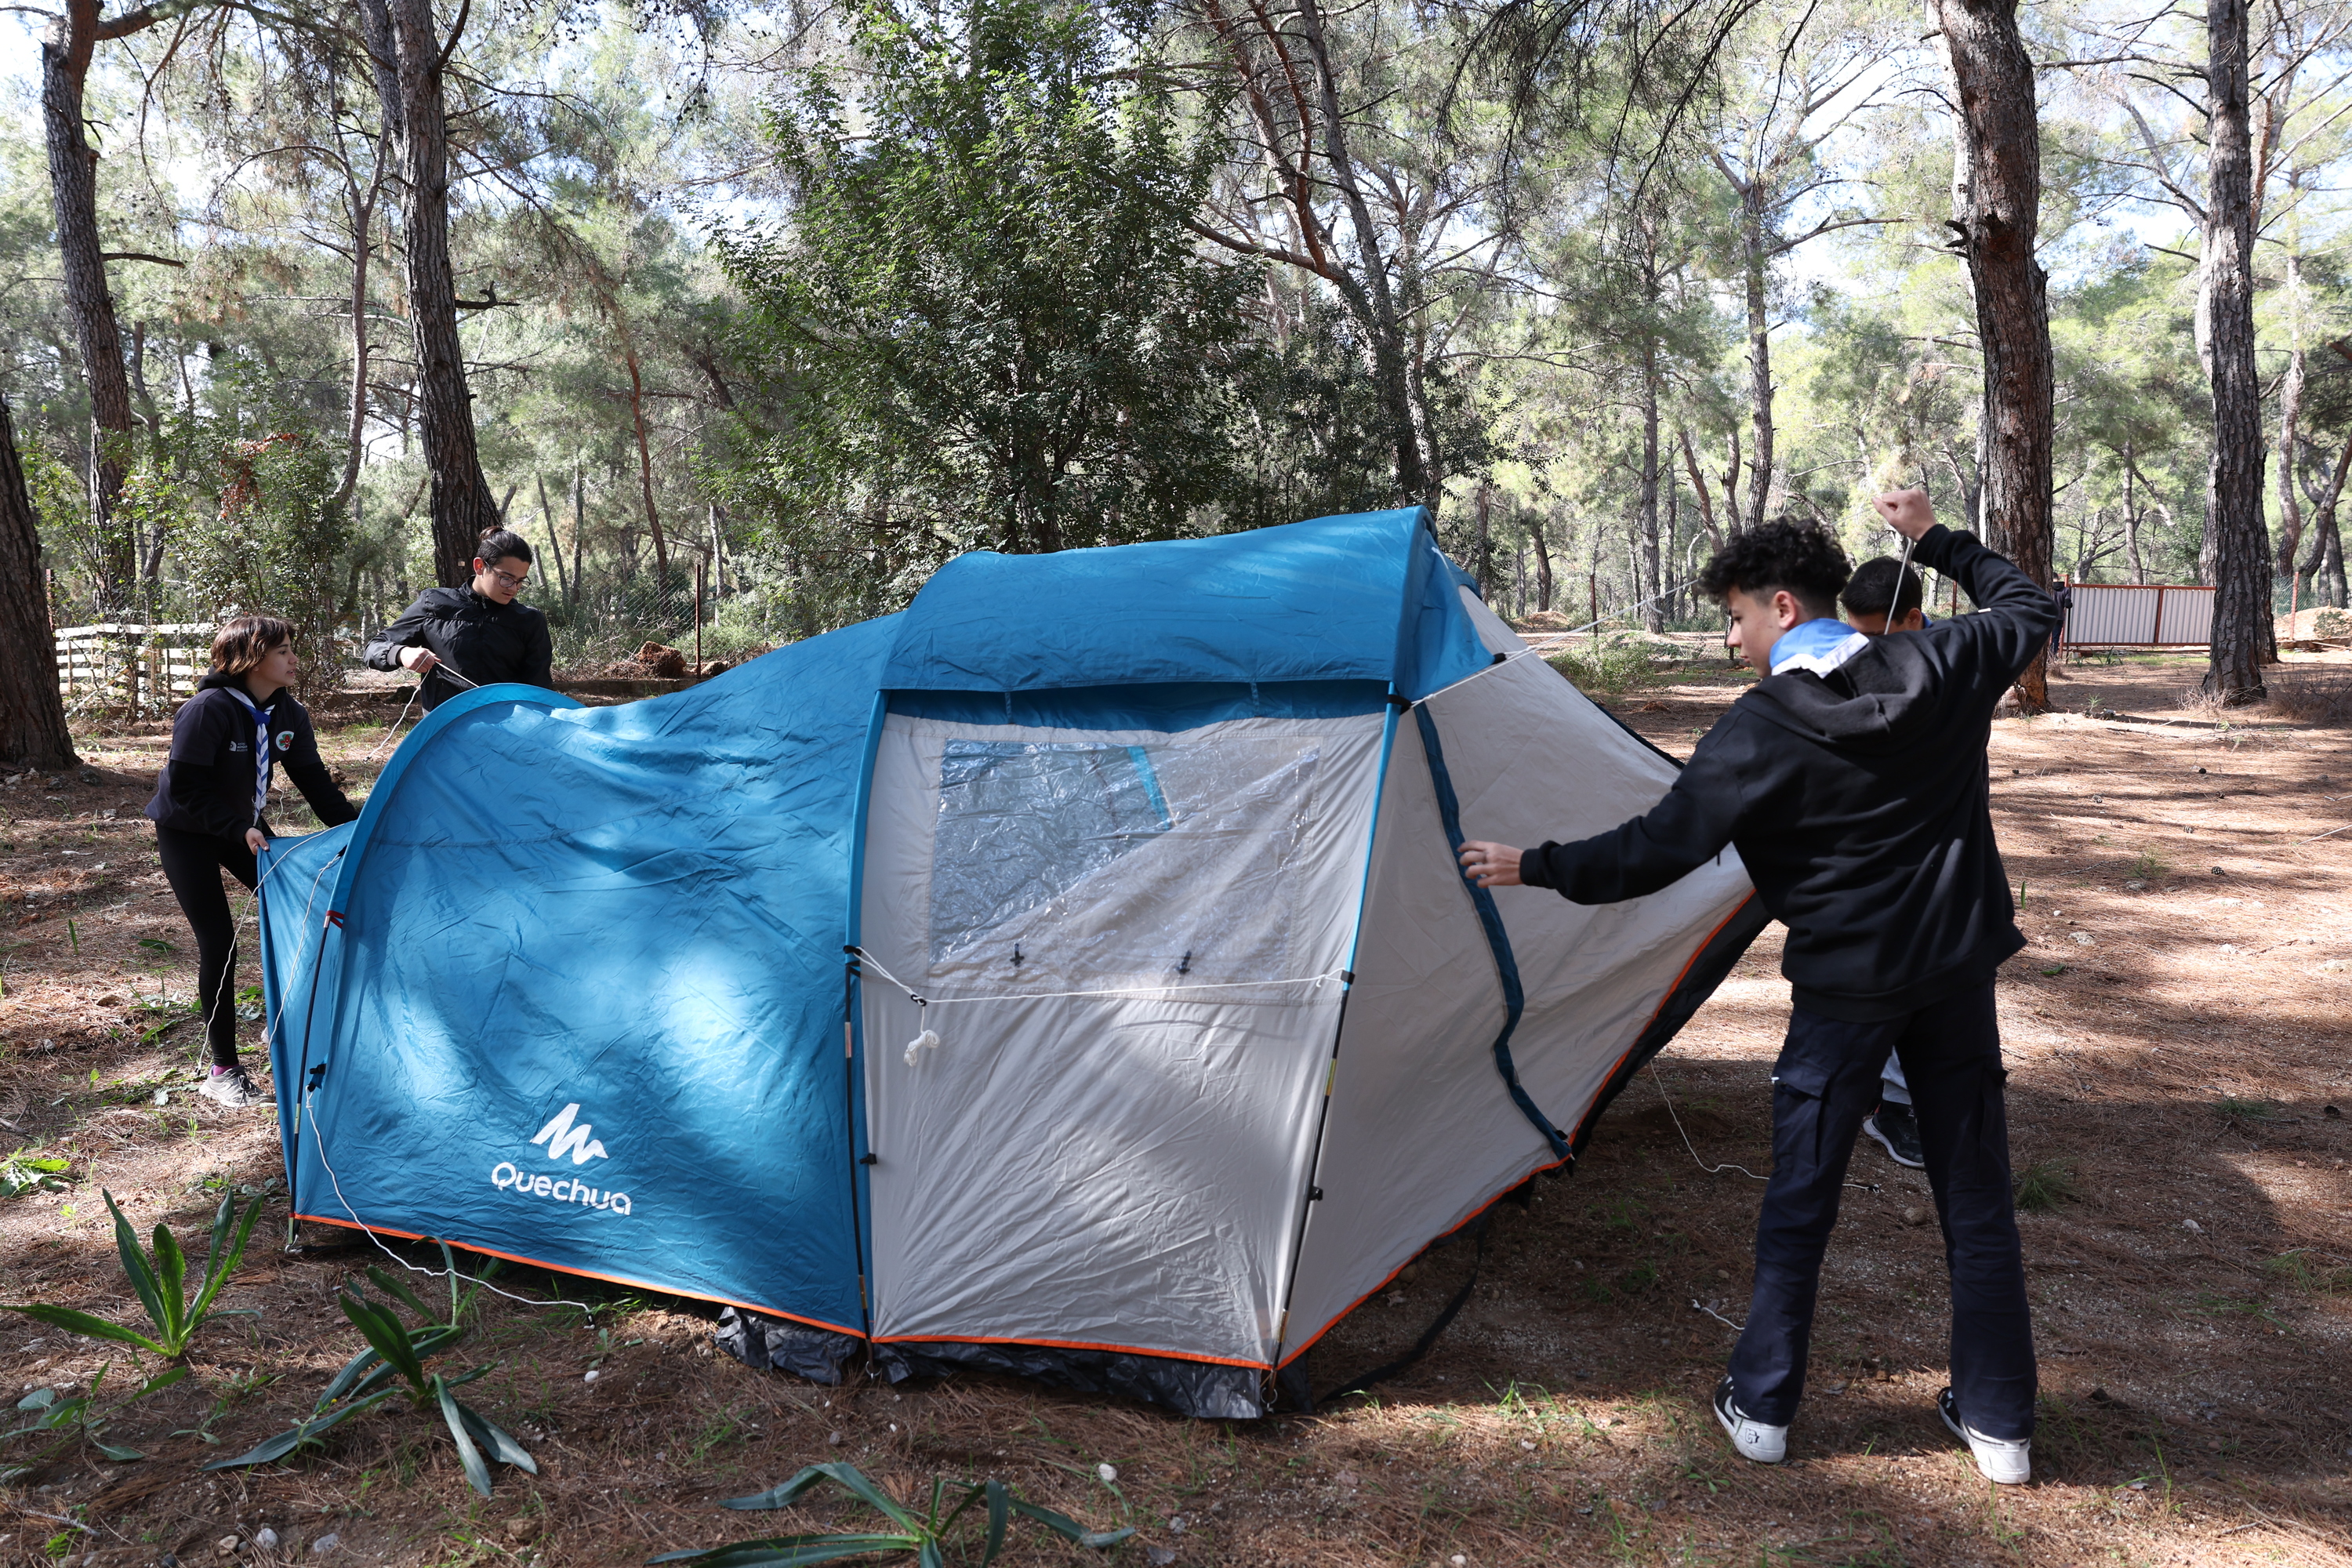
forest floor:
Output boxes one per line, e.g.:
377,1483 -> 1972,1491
1,646 -> 2348,1568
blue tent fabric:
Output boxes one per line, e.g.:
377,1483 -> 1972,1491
252,505 -> 1710,1412
263,616 -> 898,1335
880,508 -> 1490,700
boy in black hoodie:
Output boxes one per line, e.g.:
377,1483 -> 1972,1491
146,616 -> 359,1106
1457,490 -> 2054,1484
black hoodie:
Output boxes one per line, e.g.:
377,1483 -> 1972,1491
1520,524 -> 2058,1022
143,673 -> 359,842
362,585 -> 554,710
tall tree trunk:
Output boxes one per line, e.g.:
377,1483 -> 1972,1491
2303,506 -> 2346,608
1473,480 -> 1494,599
619,337 -> 670,595
1530,510 -> 1554,612
1721,427 -> 1742,534
2123,446 -> 2146,584
535,473 -> 568,604
0,395 -> 78,769
363,0 -> 502,587
333,166 -> 384,514
1740,180 -> 1773,533
570,465 -> 585,609
42,0 -> 157,614
2274,238 -> 2307,583
1640,335 -> 1664,632
2201,0 -> 2274,700
1679,426 -> 1725,551
1291,0 -> 1427,505
1936,0 -> 2055,710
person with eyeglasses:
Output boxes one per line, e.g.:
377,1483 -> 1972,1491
363,527 -> 555,710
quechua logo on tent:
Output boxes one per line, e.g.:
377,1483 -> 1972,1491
490,1102 -> 633,1215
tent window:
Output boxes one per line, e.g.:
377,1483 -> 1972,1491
930,741 -> 1175,960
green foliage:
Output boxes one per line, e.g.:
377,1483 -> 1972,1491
709,0 -> 1290,621
0,1150 -> 71,1199
652,1461 -> 1134,1566
1547,635 -> 1653,698
3,1363 -> 189,1476
2,1189 -> 262,1358
2011,1160 -> 2076,1213
153,395 -> 349,698
205,1255 -> 533,1498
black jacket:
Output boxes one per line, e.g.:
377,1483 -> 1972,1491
1521,524 -> 2058,1022
362,586 -> 554,710
144,673 -> 360,841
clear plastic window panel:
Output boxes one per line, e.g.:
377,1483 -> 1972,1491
926,735 -> 1328,989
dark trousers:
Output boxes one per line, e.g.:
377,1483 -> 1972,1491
154,825 -> 259,1069
1729,980 -> 2036,1439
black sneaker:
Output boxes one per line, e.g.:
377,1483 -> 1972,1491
1864,1102 -> 1925,1168
199,1064 -> 267,1108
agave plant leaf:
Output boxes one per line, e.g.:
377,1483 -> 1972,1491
180,1194 -> 263,1330
0,1303 -> 169,1358
454,1400 -> 537,1474
133,1367 -> 190,1400
916,1542 -> 946,1568
103,1191 -> 173,1350
435,1375 -> 495,1497
91,1439 -> 144,1462
646,1534 -> 922,1566
717,1468 -> 837,1512
980,1479 -> 1009,1565
364,1265 -> 434,1323
339,1294 -> 426,1394
150,1220 -> 187,1348
201,1386 -> 402,1471
804,1464 -> 918,1532
1007,1500 -> 1133,1548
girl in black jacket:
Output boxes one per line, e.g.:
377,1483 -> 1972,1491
361,528 -> 554,710
144,615 -> 359,1106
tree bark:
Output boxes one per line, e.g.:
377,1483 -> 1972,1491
1679,426 -> 1724,552
1936,0 -> 2055,710
42,0 -> 161,614
1639,332 -> 1664,632
2123,445 -> 2145,584
619,334 -> 671,595
1289,0 -> 1429,506
1740,180 -> 1773,533
362,0 -> 503,587
2201,0 -> 2274,701
1530,510 -> 1554,612
0,395 -> 78,770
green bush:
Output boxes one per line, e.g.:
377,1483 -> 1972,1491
1548,634 -> 1653,698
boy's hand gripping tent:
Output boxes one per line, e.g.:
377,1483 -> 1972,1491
260,508 -> 1761,1417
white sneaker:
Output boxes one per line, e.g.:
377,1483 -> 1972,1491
1712,1376 -> 1787,1464
199,1065 -> 267,1108
1940,1387 -> 2031,1483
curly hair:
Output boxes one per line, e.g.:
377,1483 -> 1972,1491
1697,518 -> 1852,619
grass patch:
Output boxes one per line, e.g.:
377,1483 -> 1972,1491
1548,635 -> 1653,698
2012,1160 -> 2077,1213
2129,847 -> 2169,880
2212,1096 -> 2279,1125
2263,1250 -> 2352,1294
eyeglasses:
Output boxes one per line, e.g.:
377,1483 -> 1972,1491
481,565 -> 528,592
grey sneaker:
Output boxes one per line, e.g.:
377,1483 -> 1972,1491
1864,1102 -> 1926,1168
199,1065 -> 267,1108
1940,1387 -> 2031,1484
1712,1376 -> 1788,1464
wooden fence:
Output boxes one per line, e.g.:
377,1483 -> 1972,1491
54,623 -> 214,712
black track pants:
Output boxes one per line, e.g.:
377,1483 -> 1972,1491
1728,980 -> 2037,1439
154,825 -> 258,1069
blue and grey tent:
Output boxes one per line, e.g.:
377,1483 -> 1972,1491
258,507 -> 1760,1418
